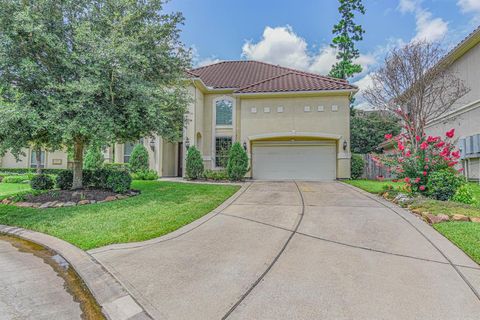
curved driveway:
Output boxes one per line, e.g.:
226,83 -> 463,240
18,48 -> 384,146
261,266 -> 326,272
90,181 -> 480,320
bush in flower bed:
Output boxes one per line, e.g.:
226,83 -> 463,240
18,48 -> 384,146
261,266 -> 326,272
56,167 -> 131,192
30,174 -> 55,190
374,128 -> 463,197
427,169 -> 464,201
452,184 -> 477,205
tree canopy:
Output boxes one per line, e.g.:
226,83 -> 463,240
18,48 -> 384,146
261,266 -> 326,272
350,110 -> 401,154
329,0 -> 366,79
0,0 -> 191,188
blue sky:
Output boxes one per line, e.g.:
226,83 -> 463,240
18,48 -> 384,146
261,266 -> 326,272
165,0 -> 480,108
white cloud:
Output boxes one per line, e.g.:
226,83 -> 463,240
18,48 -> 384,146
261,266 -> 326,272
242,25 -> 376,76
413,9 -> 448,42
353,74 -> 376,110
458,0 -> 480,14
196,57 -> 222,67
397,0 -> 448,42
242,26 -> 310,71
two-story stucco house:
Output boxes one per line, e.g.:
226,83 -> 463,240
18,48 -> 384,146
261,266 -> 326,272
425,26 -> 480,181
1,61 -> 357,180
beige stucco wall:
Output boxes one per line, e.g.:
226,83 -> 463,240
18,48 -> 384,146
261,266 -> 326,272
184,87 -> 352,179
1,149 -> 68,169
239,95 -> 351,178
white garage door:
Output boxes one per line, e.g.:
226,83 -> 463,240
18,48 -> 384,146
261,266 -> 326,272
252,141 -> 336,180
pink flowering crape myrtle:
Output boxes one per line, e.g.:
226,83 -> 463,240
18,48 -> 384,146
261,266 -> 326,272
374,128 -> 462,194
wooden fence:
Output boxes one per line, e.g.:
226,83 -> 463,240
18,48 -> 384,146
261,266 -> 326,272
360,154 -> 394,180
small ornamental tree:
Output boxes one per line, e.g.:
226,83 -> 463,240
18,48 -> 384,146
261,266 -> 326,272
185,146 -> 204,180
83,145 -> 105,170
226,142 -> 249,181
374,128 -> 462,195
129,144 -> 149,173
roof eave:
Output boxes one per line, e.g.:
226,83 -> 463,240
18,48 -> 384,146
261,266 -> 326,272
233,88 -> 358,98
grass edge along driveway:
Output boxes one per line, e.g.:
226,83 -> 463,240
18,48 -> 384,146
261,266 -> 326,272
0,181 -> 240,250
344,179 -> 480,264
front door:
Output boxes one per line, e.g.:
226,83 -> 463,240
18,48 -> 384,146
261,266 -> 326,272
177,142 -> 183,177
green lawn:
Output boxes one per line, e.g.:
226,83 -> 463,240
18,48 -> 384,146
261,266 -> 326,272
434,222 -> 480,264
0,181 -> 240,250
344,179 -> 404,194
0,183 -> 31,199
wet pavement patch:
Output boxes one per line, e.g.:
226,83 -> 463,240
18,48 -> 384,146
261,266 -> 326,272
0,234 -> 105,320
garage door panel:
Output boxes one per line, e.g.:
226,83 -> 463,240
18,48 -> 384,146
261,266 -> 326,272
252,143 -> 336,180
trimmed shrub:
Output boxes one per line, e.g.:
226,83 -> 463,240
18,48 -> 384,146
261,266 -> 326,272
0,168 -> 66,175
427,169 -> 464,201
132,169 -> 159,180
104,162 -> 131,172
203,169 -> 228,181
56,171 -> 73,190
452,184 -> 477,205
226,142 -> 248,181
56,169 -> 132,192
30,174 -> 54,190
185,146 -> 204,180
129,144 -> 149,173
2,175 -> 31,184
106,170 -> 132,193
83,145 -> 105,170
351,154 -> 365,179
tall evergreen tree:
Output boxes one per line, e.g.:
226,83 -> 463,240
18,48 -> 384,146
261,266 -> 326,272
329,0 -> 366,80
0,0 -> 191,189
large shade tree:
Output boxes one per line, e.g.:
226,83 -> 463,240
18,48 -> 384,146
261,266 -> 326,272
0,1 -> 64,173
0,0 -> 191,189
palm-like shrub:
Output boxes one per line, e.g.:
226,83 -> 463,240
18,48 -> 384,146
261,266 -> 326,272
226,142 -> 248,181
129,144 -> 149,173
185,146 -> 204,179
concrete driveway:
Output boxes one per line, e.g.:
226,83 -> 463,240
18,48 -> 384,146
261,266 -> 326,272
90,181 -> 480,320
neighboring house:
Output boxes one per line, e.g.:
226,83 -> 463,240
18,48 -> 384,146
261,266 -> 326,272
425,26 -> 480,181
1,60 -> 357,180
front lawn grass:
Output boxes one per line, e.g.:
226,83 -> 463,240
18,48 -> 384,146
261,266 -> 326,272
434,222 -> 480,264
344,179 -> 404,194
0,181 -> 240,250
0,183 -> 31,199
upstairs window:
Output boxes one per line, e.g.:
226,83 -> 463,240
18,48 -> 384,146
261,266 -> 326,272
215,99 -> 233,126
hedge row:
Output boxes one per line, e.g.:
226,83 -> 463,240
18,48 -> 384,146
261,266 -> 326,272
0,168 -> 68,175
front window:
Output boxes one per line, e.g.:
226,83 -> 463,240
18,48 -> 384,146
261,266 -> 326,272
30,150 -> 45,168
215,99 -> 233,126
124,139 -> 144,163
215,137 -> 232,167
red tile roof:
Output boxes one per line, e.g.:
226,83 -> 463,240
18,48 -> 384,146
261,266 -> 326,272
189,60 -> 357,93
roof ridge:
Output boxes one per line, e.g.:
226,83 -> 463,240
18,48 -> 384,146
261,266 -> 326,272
234,72 -> 294,93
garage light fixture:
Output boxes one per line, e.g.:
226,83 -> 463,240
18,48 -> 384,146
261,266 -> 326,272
343,140 -> 348,151
243,141 -> 247,151
185,137 -> 190,150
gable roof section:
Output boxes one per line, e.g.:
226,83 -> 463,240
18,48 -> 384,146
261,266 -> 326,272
235,71 -> 356,94
442,25 -> 480,65
189,60 -> 357,93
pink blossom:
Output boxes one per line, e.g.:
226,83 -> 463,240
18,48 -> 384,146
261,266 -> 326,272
384,134 -> 393,140
419,185 -> 426,191
414,177 -> 421,183
446,129 -> 455,138
397,141 -> 405,151
451,151 -> 460,159
420,142 -> 428,150
415,135 -> 421,142
405,150 -> 411,157
435,141 -> 445,148
423,171 -> 427,176
448,161 -> 458,167
404,177 -> 411,183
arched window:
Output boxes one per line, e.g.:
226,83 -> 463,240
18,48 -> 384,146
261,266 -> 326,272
215,98 -> 233,126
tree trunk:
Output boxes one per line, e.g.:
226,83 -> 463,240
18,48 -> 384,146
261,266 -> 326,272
72,140 -> 84,190
35,147 -> 42,175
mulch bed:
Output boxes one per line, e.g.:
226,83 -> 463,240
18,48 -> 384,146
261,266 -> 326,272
2,189 -> 140,209
24,189 -> 119,203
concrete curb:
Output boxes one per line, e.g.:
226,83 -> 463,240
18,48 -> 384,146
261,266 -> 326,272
0,225 -> 152,320
89,182 -> 252,254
